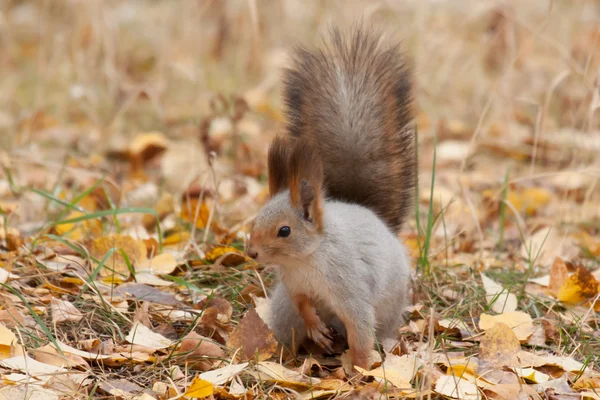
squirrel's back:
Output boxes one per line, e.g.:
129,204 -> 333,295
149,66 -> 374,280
283,26 -> 415,232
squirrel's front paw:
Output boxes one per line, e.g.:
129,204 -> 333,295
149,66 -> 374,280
306,320 -> 334,353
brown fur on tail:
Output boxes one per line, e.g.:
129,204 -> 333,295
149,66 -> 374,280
282,25 -> 415,233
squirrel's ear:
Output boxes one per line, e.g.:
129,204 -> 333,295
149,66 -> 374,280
288,139 -> 324,232
267,136 -> 292,197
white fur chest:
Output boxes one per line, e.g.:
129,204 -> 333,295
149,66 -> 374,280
279,262 -> 330,304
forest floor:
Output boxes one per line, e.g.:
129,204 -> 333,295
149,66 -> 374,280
0,0 -> 599,399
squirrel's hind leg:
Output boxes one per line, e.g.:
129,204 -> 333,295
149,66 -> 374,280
337,307 -> 376,370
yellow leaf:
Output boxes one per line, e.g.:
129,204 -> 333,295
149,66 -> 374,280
135,253 -> 178,275
205,246 -> 249,266
0,324 -> 17,360
181,199 -> 210,229
90,235 -> 148,279
479,311 -> 534,341
557,266 -> 600,305
163,231 -> 190,246
507,187 -> 551,216
355,354 -> 420,390
184,377 -> 214,398
55,210 -> 102,241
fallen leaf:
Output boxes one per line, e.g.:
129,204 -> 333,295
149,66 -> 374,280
479,311 -> 534,341
184,377 -> 214,398
181,199 -> 211,230
0,355 -> 87,385
434,374 -> 480,400
135,252 -> 178,275
129,131 -> 168,162
550,257 -> 569,296
117,283 -> 186,306
50,298 -> 84,323
205,246 -> 249,266
177,332 -> 225,371
227,307 -> 278,362
481,274 -> 517,313
199,362 -> 248,385
514,367 -> 550,383
478,322 -> 521,369
134,272 -> 174,286
557,266 -> 600,305
54,211 -> 102,241
125,322 -> 173,350
90,234 -> 148,278
355,354 -> 421,390
99,379 -> 144,397
0,385 -> 60,400
32,344 -> 89,368
0,324 -> 18,360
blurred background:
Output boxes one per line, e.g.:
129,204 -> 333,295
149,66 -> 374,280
1,0 -> 600,258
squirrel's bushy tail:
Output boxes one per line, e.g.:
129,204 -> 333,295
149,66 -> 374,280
283,25 -> 416,232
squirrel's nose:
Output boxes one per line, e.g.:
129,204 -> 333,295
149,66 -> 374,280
248,249 -> 259,259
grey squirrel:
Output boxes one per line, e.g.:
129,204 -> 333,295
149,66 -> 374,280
247,25 -> 415,370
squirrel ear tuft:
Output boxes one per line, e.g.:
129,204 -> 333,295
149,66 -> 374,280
288,139 -> 324,232
267,136 -> 293,197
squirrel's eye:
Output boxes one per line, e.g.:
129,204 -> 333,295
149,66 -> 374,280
277,226 -> 291,238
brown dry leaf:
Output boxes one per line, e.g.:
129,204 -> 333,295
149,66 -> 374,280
177,331 -> 226,371
129,131 -> 169,161
135,252 -> 178,275
116,283 -> 185,306
479,311 -> 534,341
90,234 -> 148,278
549,257 -> 569,296
227,307 -> 278,362
478,322 -> 521,370
99,379 -> 144,398
50,298 -> 84,323
557,266 -> 600,305
32,344 -> 89,368
125,322 -> 173,350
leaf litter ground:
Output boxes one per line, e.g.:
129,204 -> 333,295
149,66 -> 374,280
0,1 -> 600,399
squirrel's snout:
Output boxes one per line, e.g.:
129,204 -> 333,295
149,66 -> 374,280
247,247 -> 259,260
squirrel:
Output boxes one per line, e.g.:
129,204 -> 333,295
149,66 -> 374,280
247,25 -> 416,370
